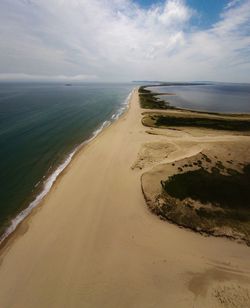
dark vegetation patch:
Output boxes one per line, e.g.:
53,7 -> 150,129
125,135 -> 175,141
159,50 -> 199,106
211,166 -> 220,174
202,153 -> 212,163
139,86 -> 175,110
145,114 -> 250,131
195,207 -> 249,223
152,164 -> 250,244
216,161 -> 225,170
161,165 -> 250,209
227,168 -> 240,176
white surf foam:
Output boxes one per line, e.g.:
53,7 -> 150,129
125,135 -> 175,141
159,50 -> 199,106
0,88 -> 134,245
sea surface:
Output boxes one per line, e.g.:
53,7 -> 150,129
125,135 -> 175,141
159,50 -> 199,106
149,83 -> 250,113
0,82 -> 135,242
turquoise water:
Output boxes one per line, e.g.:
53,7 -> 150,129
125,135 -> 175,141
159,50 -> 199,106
0,82 -> 135,241
149,83 -> 250,113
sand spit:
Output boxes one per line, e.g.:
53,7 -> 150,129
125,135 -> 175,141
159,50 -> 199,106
0,89 -> 249,308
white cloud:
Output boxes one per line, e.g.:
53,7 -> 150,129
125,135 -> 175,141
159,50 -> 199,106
0,0 -> 249,82
225,0 -> 241,9
157,0 -> 193,26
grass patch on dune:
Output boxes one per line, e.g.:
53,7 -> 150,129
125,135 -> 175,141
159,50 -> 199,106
143,114 -> 250,131
156,165 -> 250,244
139,86 -> 175,110
162,165 -> 250,210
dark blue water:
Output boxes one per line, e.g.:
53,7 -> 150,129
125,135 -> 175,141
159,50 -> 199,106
0,82 -> 134,241
149,83 -> 250,113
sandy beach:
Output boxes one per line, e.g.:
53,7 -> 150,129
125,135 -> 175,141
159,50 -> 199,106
0,89 -> 250,308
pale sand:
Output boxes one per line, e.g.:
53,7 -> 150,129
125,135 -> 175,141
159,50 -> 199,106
0,89 -> 249,307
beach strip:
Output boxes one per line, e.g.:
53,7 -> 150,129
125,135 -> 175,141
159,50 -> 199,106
0,89 -> 249,308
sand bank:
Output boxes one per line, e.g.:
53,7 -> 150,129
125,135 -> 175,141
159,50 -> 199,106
0,89 -> 249,308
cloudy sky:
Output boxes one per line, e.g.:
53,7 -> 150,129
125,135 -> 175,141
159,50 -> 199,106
0,0 -> 250,82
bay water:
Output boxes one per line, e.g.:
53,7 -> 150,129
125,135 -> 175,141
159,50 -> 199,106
149,83 -> 250,113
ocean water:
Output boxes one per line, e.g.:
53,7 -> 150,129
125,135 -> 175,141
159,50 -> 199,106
0,82 -> 135,242
149,83 -> 250,113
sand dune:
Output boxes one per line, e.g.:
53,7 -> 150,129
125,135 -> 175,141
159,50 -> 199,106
0,89 -> 249,308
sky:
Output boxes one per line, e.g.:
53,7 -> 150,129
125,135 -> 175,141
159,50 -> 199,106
0,0 -> 250,82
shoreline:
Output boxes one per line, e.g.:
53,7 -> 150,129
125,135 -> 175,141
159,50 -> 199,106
141,84 -> 250,115
0,88 -> 249,307
0,88 -> 135,248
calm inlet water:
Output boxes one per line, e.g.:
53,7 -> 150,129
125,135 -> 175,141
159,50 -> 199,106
0,82 -> 135,241
149,83 -> 250,113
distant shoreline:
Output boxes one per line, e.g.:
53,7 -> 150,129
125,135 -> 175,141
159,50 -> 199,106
142,83 -> 250,114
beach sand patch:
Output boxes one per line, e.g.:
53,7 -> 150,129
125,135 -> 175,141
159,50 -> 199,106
188,267 -> 250,308
131,142 -> 176,170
